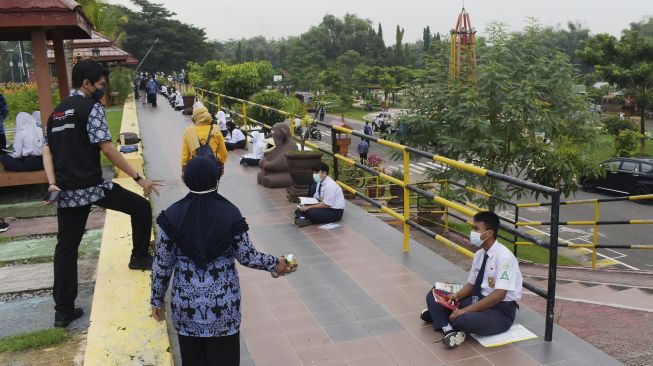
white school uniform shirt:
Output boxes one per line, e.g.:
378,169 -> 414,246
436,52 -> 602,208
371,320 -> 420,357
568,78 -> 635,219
226,128 -> 246,143
466,240 -> 522,302
313,176 -> 345,210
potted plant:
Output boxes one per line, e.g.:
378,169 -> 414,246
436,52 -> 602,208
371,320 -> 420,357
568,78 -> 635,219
415,183 -> 444,228
339,167 -> 366,199
181,90 -> 196,110
365,154 -> 386,198
388,169 -> 404,206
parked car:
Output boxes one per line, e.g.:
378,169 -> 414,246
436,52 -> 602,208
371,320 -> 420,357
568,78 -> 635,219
581,157 -> 653,196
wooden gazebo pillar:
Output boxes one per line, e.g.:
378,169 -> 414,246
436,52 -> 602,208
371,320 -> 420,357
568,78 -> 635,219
52,30 -> 70,100
31,29 -> 53,126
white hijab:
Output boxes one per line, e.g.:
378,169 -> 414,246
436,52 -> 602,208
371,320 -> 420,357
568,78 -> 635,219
13,112 -> 43,157
216,111 -> 227,130
175,91 -> 183,105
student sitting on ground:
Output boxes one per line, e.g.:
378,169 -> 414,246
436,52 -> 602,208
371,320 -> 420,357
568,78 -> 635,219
240,131 -> 266,167
294,163 -> 345,227
173,90 -> 184,111
0,112 -> 44,172
224,121 -> 246,151
421,211 -> 522,349
216,111 -> 228,137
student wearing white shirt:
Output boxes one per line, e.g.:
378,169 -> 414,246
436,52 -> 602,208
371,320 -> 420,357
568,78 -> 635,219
421,211 -> 522,349
225,121 -> 246,150
0,112 -> 44,171
295,163 -> 345,227
216,111 -> 228,136
240,131 -> 266,166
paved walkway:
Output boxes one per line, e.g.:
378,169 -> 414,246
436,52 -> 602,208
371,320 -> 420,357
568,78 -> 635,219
136,96 -> 622,365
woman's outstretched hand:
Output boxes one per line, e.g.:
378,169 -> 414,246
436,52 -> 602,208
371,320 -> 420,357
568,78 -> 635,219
273,256 -> 299,277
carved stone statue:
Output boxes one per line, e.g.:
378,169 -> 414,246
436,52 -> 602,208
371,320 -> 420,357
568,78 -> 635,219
257,123 -> 297,188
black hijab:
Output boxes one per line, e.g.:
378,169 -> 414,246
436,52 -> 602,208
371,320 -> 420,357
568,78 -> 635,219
156,156 -> 247,267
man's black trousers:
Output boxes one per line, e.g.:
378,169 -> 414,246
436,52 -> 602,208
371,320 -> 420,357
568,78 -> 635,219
53,183 -> 152,315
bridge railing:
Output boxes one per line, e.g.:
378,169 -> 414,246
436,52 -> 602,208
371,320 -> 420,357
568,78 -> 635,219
184,84 -> 562,341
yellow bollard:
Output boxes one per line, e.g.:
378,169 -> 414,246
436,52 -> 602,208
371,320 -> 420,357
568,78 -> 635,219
592,201 -> 600,269
242,102 -> 249,146
217,95 -> 221,112
403,150 -> 410,252
444,180 -> 450,232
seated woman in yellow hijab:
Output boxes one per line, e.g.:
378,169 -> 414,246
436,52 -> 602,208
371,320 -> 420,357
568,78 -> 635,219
181,105 -> 228,175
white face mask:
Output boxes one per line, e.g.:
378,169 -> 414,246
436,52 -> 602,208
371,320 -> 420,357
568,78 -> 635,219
189,180 -> 219,194
469,230 -> 488,247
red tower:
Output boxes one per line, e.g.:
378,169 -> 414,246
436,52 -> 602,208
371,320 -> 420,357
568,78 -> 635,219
449,7 -> 477,82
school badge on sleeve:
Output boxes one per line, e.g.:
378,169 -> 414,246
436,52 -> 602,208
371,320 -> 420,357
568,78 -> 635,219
488,277 -> 495,288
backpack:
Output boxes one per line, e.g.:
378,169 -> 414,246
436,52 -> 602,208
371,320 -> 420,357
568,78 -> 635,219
357,140 -> 369,154
196,126 -> 217,161
364,124 -> 372,135
117,132 -> 140,145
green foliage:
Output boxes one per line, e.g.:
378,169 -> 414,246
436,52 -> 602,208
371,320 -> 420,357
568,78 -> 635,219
0,328 -> 68,353
578,29 -> 653,143
0,83 -> 60,130
100,108 -> 124,168
249,90 -> 287,125
603,116 -> 638,136
281,96 -> 306,117
615,129 -> 644,157
108,66 -> 133,105
118,0 -> 215,72
397,21 -> 600,207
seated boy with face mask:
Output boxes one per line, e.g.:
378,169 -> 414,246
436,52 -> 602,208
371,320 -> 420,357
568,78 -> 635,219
421,211 -> 522,349
294,162 -> 345,227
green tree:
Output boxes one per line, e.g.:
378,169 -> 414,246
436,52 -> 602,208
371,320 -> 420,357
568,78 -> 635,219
578,30 -> 653,149
397,21 -> 600,207
394,25 -> 405,65
216,61 -> 273,101
249,90 -> 287,125
423,26 -> 432,53
630,16 -> 653,39
119,0 -> 215,72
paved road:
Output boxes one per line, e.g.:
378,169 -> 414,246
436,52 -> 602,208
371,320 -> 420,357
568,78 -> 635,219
315,114 -> 653,271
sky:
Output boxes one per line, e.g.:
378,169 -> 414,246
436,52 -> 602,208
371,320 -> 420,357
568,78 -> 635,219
106,0 -> 652,45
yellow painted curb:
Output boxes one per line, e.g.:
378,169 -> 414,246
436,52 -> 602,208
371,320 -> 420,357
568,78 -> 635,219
116,95 -> 144,178
83,178 -> 172,365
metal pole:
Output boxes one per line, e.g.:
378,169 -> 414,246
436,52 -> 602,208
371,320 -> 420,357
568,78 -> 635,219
513,205 -> 519,256
592,201 -> 599,269
545,191 -> 561,342
135,38 -> 159,72
9,58 -> 14,83
18,41 -> 26,82
403,150 -> 411,252
331,125 -> 339,181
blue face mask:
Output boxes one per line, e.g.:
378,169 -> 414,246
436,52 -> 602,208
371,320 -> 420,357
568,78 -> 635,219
91,88 -> 105,102
313,173 -> 321,183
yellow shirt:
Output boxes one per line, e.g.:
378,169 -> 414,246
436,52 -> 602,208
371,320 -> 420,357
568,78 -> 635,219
181,125 -> 228,169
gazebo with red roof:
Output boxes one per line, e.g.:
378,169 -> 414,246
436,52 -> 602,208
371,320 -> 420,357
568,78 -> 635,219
47,31 -> 139,66
0,0 -> 93,125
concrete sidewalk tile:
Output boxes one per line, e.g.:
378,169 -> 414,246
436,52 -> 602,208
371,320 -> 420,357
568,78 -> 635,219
446,356 -> 493,366
295,343 -> 347,366
483,347 -> 540,366
285,328 -> 332,350
323,322 -> 370,342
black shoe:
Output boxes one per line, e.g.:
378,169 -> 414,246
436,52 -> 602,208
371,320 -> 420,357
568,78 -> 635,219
443,330 -> 466,349
294,217 -> 312,228
0,219 -> 8,233
129,255 -> 153,270
420,309 -> 432,323
54,308 -> 83,328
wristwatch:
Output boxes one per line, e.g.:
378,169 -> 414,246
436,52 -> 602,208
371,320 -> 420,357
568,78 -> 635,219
133,173 -> 143,182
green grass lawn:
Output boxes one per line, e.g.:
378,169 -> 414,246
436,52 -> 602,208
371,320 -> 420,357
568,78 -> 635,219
100,107 -> 124,168
447,221 -> 580,266
589,132 -> 653,162
0,329 -> 68,353
328,106 -> 376,122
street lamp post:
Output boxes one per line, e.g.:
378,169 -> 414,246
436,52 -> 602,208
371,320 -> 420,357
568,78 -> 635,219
8,59 -> 14,83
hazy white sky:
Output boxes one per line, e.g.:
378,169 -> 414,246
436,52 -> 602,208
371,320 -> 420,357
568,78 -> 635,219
106,0 -> 652,44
